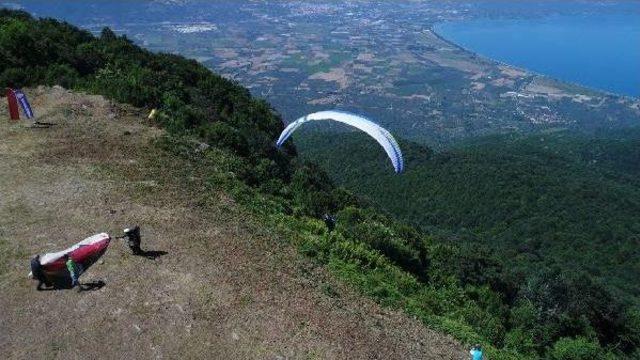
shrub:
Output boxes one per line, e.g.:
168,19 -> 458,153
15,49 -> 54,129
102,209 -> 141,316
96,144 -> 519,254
44,63 -> 79,88
549,337 -> 605,360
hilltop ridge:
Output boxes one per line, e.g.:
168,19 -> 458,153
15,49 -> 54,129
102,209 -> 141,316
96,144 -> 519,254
0,86 -> 466,359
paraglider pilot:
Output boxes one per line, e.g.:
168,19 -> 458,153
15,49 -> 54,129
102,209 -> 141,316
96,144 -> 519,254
470,344 -> 483,360
323,214 -> 336,233
30,254 -> 51,290
123,226 -> 142,255
64,254 -> 82,289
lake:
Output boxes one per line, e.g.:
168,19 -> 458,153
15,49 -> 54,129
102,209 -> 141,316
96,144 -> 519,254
435,12 -> 640,97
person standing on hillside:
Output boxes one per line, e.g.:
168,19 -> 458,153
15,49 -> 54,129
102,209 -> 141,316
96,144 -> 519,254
64,254 -> 82,289
470,344 -> 483,360
30,254 -> 51,290
123,226 -> 142,255
323,214 -> 336,233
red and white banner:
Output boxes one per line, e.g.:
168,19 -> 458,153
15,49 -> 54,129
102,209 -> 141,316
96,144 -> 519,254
6,88 -> 20,120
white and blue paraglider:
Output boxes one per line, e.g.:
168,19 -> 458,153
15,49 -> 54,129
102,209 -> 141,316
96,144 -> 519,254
276,110 -> 404,173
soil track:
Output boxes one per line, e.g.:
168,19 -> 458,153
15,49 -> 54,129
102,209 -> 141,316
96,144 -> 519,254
0,87 -> 465,359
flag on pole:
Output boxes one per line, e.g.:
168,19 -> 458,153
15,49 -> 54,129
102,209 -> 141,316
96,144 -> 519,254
6,88 -> 20,120
14,89 -> 34,119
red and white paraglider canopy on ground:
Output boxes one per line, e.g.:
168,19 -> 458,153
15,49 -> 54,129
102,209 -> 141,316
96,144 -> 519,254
30,233 -> 111,283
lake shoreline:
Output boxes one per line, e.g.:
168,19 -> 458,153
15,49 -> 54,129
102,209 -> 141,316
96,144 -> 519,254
430,21 -> 639,100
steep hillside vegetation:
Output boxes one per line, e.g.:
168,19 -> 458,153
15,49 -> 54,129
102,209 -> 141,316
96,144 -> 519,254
298,128 -> 640,357
0,86 -> 466,359
2,9 -> 639,359
298,128 -> 640,297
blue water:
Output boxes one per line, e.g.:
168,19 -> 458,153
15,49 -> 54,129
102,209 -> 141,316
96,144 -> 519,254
435,12 -> 640,97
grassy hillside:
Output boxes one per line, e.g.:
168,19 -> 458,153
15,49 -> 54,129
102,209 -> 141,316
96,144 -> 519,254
298,128 -> 640,356
2,9 -> 639,359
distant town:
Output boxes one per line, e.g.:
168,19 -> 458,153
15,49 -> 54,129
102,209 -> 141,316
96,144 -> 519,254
13,1 -> 640,146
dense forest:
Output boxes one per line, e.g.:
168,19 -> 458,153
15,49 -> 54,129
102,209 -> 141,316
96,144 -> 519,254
298,128 -> 640,301
2,9 -> 639,359
298,128 -> 640,357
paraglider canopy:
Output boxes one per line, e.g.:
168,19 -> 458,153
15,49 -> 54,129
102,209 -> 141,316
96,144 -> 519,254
28,233 -> 111,285
276,110 -> 404,173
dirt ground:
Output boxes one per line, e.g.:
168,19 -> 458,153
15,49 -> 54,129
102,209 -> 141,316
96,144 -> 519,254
0,87 -> 466,359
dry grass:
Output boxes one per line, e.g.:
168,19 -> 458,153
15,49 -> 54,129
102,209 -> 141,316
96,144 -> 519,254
0,87 -> 465,359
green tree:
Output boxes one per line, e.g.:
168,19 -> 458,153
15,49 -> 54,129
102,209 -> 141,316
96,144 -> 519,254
549,337 -> 605,360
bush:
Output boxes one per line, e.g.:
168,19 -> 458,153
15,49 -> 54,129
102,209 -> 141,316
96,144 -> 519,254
44,63 -> 79,88
199,122 -> 247,155
550,337 -> 605,360
0,67 -> 33,87
503,328 -> 535,355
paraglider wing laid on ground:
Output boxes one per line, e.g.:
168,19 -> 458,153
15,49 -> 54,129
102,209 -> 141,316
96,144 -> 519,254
29,233 -> 111,286
14,89 -> 34,119
276,110 -> 404,173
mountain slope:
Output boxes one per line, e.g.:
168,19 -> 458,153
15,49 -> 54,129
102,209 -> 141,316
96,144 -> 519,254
0,87 -> 466,359
2,9 -> 638,358
296,129 -> 640,301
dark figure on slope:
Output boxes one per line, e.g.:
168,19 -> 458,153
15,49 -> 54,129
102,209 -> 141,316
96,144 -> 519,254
30,255 -> 52,290
123,226 -> 142,255
323,214 -> 336,233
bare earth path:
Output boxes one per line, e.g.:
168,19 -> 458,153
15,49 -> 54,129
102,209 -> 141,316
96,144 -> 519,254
0,87 -> 466,359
